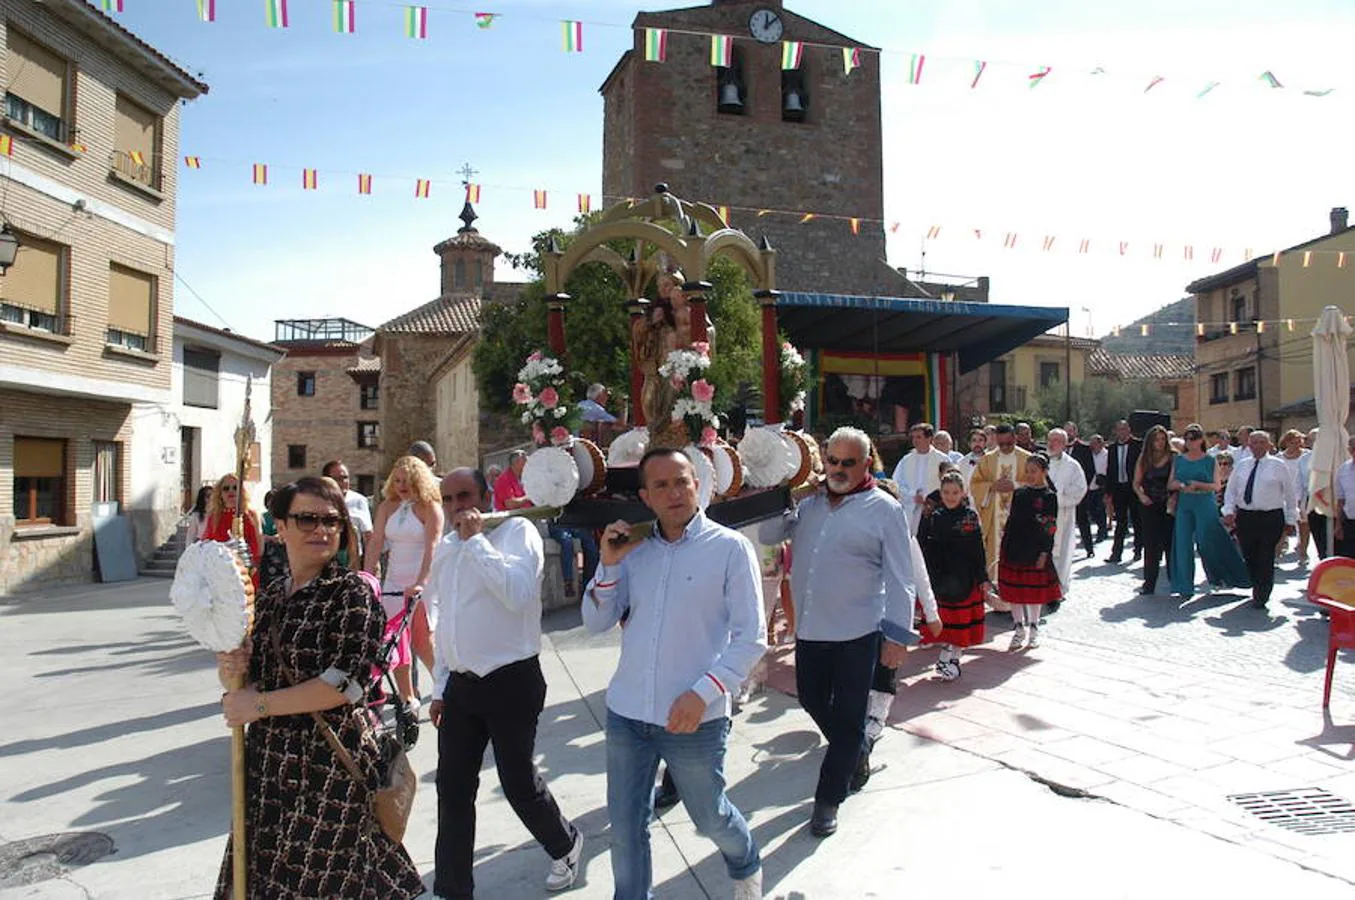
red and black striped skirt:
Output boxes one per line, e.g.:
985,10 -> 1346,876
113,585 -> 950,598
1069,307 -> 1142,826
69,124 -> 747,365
919,585 -> 988,648
998,559 -> 1062,606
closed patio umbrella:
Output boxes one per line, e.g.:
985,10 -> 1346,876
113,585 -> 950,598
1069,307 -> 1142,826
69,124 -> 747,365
1309,306 -> 1352,558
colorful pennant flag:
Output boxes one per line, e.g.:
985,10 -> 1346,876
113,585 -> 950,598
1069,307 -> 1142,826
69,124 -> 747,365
1256,320 -> 1267,333
644,28 -> 668,63
252,163 -> 268,185
1303,250 -> 1313,267
710,34 -> 733,67
465,183 -> 481,203
890,223 -> 901,234
301,168 -> 318,189
577,193 -> 591,213
414,179 -> 431,198
196,0 -> 216,22
1183,245 -> 1194,261
781,41 -> 804,71
102,0 -> 124,13
128,150 -> 146,166
1286,318 -> 1296,330
333,0 -> 355,34
1118,241 -> 1128,256
406,6 -> 428,38
1003,233 -> 1018,248
717,205 -> 730,223
1210,248 -> 1223,263
1259,71 -> 1282,88
850,218 -> 861,236
1196,323 -> 1205,337
756,209 -> 771,217
265,0 -> 288,28
1341,252 -> 1348,269
475,12 -> 495,29
561,20 -> 583,53
1144,76 -> 1165,93
1078,238 -> 1090,254
908,54 -> 925,85
533,189 -> 548,209
842,47 -> 860,76
799,213 -> 816,224
1229,321 -> 1239,334
970,60 -> 987,89
1153,243 -> 1164,259
0,135 -> 11,157
69,142 -> 86,153
183,155 -> 201,168
1028,66 -> 1052,88
1140,324 -> 1150,337
1042,236 -> 1056,251
1197,81 -> 1220,99
926,225 -> 941,239
357,173 -> 373,195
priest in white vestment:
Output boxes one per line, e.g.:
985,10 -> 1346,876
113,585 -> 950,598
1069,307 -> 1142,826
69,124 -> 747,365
891,423 -> 949,534
1045,428 -> 1089,597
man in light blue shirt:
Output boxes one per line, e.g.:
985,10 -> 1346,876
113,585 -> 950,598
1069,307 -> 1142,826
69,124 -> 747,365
761,426 -> 926,838
584,448 -> 765,900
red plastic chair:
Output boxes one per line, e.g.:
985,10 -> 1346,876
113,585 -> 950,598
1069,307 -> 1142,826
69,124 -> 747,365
1306,557 -> 1355,707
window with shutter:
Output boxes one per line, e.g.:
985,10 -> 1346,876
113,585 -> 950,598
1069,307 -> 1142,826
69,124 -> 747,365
113,94 -> 161,188
107,264 -> 155,351
13,436 -> 67,525
0,234 -> 65,332
183,347 -> 220,408
5,30 -> 69,141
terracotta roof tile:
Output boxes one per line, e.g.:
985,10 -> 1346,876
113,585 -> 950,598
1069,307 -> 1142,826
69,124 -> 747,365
346,356 -> 382,373
379,295 -> 481,335
1088,349 -> 1195,380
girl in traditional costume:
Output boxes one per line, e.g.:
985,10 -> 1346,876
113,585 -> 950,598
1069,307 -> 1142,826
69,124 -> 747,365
918,471 -> 991,679
998,454 -> 1061,650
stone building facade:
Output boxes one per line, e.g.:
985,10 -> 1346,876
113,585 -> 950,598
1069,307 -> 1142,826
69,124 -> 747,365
601,0 -> 908,296
0,0 -> 206,594
269,319 -> 384,498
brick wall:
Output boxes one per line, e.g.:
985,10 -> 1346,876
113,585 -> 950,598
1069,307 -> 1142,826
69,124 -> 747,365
376,334 -> 447,472
603,5 -> 904,296
270,348 -> 383,489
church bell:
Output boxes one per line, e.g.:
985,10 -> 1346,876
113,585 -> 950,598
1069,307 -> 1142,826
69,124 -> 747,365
782,87 -> 805,120
718,81 -> 744,113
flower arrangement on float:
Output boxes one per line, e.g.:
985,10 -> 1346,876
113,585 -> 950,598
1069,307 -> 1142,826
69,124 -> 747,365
659,341 -> 721,447
512,350 -> 581,446
779,340 -> 808,420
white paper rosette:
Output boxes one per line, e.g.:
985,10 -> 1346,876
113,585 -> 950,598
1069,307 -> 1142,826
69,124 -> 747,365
570,437 -> 608,494
711,442 -> 744,497
522,446 -> 581,508
607,427 -> 650,467
739,425 -> 797,487
171,540 -> 253,652
682,445 -> 717,511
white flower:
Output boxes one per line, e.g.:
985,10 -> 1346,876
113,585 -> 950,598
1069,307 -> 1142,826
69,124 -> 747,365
521,411 -> 533,424
553,407 -> 566,418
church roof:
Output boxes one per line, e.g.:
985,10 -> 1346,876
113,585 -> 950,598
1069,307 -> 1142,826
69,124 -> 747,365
433,228 -> 502,256
379,295 -> 482,335
1088,349 -> 1195,381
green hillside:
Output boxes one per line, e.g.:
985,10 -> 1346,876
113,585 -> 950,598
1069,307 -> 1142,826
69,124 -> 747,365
1098,297 -> 1196,355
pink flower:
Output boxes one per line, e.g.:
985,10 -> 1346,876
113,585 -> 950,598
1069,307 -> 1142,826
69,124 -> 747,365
539,387 -> 560,409
512,383 -> 533,405
691,379 -> 715,403
551,426 -> 570,445
527,350 -> 543,362
692,341 -> 710,357
532,421 -> 546,445
700,426 -> 718,446
782,341 -> 793,352
670,376 -> 686,391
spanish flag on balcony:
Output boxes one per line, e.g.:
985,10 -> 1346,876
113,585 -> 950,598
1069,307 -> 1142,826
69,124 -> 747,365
357,173 -> 373,195
128,150 -> 145,166
253,163 -> 268,185
0,135 -> 12,157
414,179 -> 431,198
301,168 -> 317,189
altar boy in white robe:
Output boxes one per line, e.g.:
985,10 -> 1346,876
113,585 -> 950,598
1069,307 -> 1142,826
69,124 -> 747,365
891,423 -> 949,534
1045,428 -> 1089,601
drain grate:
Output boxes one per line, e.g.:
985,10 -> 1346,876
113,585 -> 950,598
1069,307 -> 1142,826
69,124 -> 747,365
0,832 -> 115,888
1228,788 -> 1355,835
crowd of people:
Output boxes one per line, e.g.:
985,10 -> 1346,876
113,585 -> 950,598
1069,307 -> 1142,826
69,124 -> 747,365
195,411 -> 1355,900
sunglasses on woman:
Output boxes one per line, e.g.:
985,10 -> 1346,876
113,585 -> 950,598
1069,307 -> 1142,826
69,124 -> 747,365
287,513 -> 344,533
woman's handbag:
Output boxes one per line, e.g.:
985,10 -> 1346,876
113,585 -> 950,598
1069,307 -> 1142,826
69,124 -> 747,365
269,628 -> 416,843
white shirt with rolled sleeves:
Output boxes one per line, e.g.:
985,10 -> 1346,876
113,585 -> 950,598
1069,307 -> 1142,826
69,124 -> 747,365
760,486 -> 921,646
344,489 -> 374,535
891,447 -> 948,534
1223,455 -> 1299,526
582,513 -> 767,727
1334,459 -> 1355,511
425,516 -> 545,698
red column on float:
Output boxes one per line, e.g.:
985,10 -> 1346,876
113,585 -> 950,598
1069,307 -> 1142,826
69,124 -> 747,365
626,297 -> 649,426
682,281 -> 711,345
546,293 -> 570,359
756,289 -> 782,424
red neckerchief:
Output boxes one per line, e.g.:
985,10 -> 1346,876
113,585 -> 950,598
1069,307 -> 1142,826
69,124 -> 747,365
826,474 -> 877,499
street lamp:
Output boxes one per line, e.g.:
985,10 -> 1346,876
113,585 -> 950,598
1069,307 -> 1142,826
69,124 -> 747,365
0,224 -> 18,273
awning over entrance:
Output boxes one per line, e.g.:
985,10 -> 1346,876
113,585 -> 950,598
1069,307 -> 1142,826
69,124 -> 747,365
776,292 -> 1069,374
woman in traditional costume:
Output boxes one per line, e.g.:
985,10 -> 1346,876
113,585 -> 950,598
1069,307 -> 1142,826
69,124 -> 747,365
215,477 -> 423,899
364,456 -> 443,714
918,471 -> 991,679
202,475 -> 262,586
998,453 -> 1061,651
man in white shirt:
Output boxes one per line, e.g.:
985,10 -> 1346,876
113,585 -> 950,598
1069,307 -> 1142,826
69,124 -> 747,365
1232,427 -> 1255,465
1332,435 -> 1355,557
322,460 -> 373,554
933,429 -> 964,464
1045,429 -> 1089,598
891,422 -> 949,534
427,468 -> 583,898
959,428 -> 987,502
1222,432 -> 1298,609
584,449 -> 765,900
1208,429 -> 1232,456
1089,434 -> 1109,543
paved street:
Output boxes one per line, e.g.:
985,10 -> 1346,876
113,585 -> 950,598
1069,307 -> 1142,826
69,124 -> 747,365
1,557 -> 1353,899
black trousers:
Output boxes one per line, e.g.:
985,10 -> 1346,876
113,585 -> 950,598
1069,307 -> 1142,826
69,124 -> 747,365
1110,484 -> 1142,558
795,631 -> 881,806
1335,516 -> 1355,558
1235,509 -> 1286,605
434,655 -> 575,899
1309,511 -> 1331,560
1139,502 -> 1173,591
1076,494 -> 1095,551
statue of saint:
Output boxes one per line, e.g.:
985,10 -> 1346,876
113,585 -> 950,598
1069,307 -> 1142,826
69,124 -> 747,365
632,271 -> 713,448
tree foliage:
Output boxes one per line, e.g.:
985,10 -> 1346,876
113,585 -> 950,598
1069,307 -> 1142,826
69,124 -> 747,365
473,218 -> 763,423
1031,378 -> 1169,438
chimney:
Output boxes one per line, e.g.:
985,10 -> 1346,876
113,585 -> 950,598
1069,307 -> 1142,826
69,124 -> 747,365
1332,207 -> 1349,234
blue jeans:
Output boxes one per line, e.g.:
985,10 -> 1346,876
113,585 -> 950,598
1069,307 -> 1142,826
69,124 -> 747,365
605,710 -> 760,899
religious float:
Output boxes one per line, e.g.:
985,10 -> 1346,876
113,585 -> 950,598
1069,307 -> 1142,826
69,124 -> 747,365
501,184 -> 820,533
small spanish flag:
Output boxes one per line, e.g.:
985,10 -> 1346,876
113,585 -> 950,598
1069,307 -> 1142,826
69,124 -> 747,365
357,173 -> 373,195
69,142 -> 87,153
0,135 -> 12,156
850,218 -> 860,236
128,150 -> 146,166
414,179 -> 431,198
577,193 -> 591,213
717,205 -> 730,224
465,183 -> 481,203
183,155 -> 202,168
252,163 -> 268,185
533,190 -> 548,209
301,168 -> 318,190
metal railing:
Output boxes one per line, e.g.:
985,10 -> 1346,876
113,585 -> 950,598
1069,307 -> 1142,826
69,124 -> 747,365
1,299 -> 70,335
109,149 -> 162,191
106,326 -> 155,353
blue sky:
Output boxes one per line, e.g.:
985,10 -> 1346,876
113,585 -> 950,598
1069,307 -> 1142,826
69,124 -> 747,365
112,0 -> 1355,343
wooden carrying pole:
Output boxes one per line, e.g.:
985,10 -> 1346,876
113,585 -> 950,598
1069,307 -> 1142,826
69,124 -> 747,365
229,380 -> 257,900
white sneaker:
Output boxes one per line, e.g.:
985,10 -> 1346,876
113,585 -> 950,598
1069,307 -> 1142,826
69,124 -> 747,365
1026,626 -> 1041,649
545,829 -> 583,892
732,868 -> 763,900
1007,625 -> 1026,651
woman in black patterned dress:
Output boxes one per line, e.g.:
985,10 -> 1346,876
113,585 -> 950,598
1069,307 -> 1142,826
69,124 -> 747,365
216,477 -> 423,899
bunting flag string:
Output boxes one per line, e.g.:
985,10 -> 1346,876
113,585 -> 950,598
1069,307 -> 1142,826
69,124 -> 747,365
465,183 -> 481,203
357,173 -> 373,194
560,20 -> 583,53
405,5 -> 427,38
908,54 -> 925,85
333,0 -> 355,34
533,189 -> 548,209
577,193 -> 591,213
414,178 -> 431,198
252,163 -> 268,185
644,28 -> 667,63
264,0 -> 288,29
1028,66 -> 1052,89
196,0 -> 216,23
970,60 -> 987,89
710,34 -> 733,67
781,40 -> 804,71
301,167 -> 317,189
183,155 -> 202,168
102,0 -> 125,13
474,12 -> 495,29
1107,312 -> 1354,338
842,47 -> 860,76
